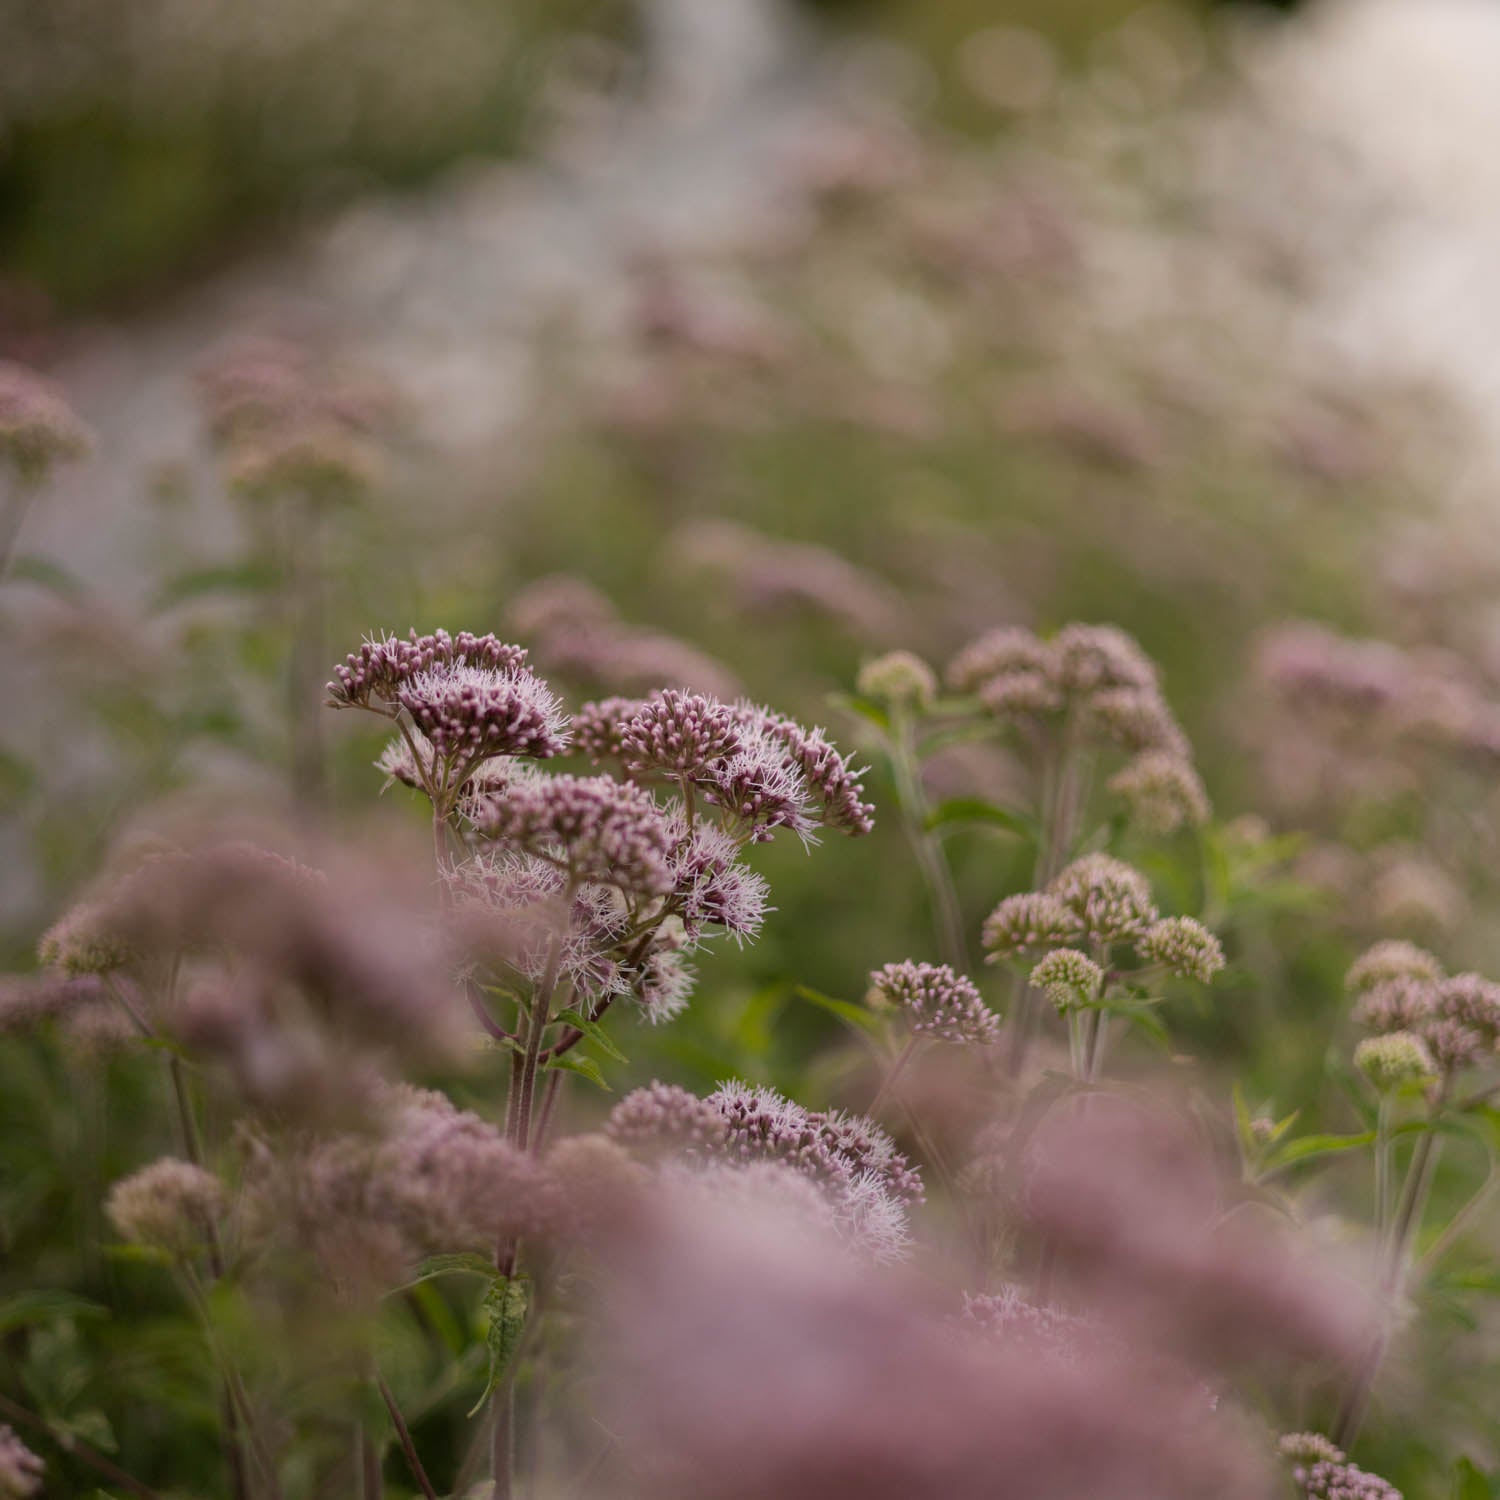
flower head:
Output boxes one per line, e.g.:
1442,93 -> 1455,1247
1048,854 -> 1158,944
607,1082 -> 729,1157
1278,1435 -> 1346,1467
622,689 -> 742,776
946,626 -> 1056,694
704,733 -> 818,844
634,948 -> 696,1024
326,629 -> 529,712
0,361 -> 91,482
1054,624 -> 1159,694
475,774 -> 676,895
1137,917 -> 1224,983
1354,1032 -> 1437,1092
857,651 -> 939,709
982,892 -> 1084,959
0,1425 -> 42,1500
732,705 -> 876,837
670,817 -> 770,943
1081,686 -> 1190,757
1435,972 -> 1500,1045
396,662 -> 569,761
1030,948 -> 1105,1013
106,1158 -> 225,1258
867,960 -> 1000,1045
572,696 -> 651,763
37,900 -> 134,977
1107,752 -> 1210,834
1346,940 -> 1445,994
1352,977 -> 1439,1034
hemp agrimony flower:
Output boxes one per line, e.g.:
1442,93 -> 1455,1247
1137,916 -> 1225,983
856,650 -> 939,709
106,1158 -> 226,1259
1047,853 -> 1158,944
621,689 -> 742,776
1354,1032 -> 1436,1093
0,1426 -> 43,1500
475,773 -> 677,895
1030,948 -> 1105,1014
982,892 -> 1083,959
867,959 -> 1000,1044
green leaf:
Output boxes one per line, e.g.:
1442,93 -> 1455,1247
103,1243 -> 175,1269
1231,1081 -> 1255,1157
467,1275 -> 531,1418
1453,1456 -> 1497,1500
828,692 -> 891,735
554,1008 -> 628,1063
6,554 -> 85,600
545,1052 -> 610,1091
151,561 -> 279,612
0,1291 -> 110,1334
408,1253 -> 497,1283
790,984 -> 886,1040
923,797 -> 1037,841
1264,1130 -> 1377,1172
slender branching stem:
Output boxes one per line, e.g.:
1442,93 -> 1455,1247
1374,1096 -> 1393,1235
1008,717 -> 1084,1078
888,710 -> 969,976
0,472 -> 35,580
155,961 -> 253,1500
0,1391 -> 164,1500
288,493 -> 327,811
374,1374 -> 438,1500
1334,1092 -> 1448,1449
357,1423 -> 383,1500
868,1034 -> 919,1116
534,1069 -> 565,1152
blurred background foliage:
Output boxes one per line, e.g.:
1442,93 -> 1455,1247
7,0 -> 1500,1495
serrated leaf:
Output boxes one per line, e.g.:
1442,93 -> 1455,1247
1264,1130 -> 1377,1172
555,1008 -> 628,1063
0,1291 -> 110,1335
408,1253 -> 497,1283
923,797 -> 1037,841
545,1052 -> 610,1090
467,1275 -> 531,1418
790,984 -> 886,1040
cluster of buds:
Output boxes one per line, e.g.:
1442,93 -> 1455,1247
606,1080 -> 921,1263
984,854 -> 1222,1017
1278,1434 -> 1402,1500
346,634 -> 870,1034
866,959 -> 1000,1045
0,360 -> 91,484
198,336 -> 390,504
946,622 -> 1208,833
1347,940 -> 1500,1079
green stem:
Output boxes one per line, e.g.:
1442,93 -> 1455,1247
1374,1097 -> 1392,1235
375,1373 -> 438,1500
1334,1101 -> 1446,1449
0,472 -> 35,580
1008,720 -> 1083,1078
889,711 -> 969,975
357,1423 -> 382,1500
0,1391 -> 163,1500
868,1034 -> 919,1117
